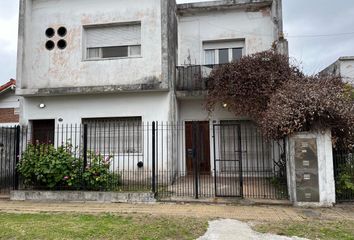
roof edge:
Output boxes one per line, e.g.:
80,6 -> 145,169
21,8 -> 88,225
0,79 -> 16,94
339,56 -> 354,61
177,0 -> 273,14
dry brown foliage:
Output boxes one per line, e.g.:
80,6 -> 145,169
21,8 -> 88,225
206,50 -> 354,149
206,50 -> 302,119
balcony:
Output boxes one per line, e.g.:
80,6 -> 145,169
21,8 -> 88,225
176,65 -> 224,93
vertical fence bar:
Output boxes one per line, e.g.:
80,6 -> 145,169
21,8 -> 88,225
152,122 -> 156,195
155,122 -> 159,195
237,125 -> 243,198
193,122 -> 199,199
83,124 -> 88,190
14,125 -> 21,190
213,124 -> 217,197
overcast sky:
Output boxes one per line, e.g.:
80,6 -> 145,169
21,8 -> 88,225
0,0 -> 354,85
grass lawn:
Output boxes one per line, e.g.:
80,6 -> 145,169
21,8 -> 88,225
0,213 -> 208,240
254,220 -> 354,240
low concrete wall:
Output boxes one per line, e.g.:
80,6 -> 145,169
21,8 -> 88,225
10,191 -> 156,204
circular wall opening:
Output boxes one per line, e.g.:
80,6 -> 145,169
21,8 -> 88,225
57,27 -> 67,37
57,39 -> 67,50
45,28 -> 55,38
45,40 -> 55,50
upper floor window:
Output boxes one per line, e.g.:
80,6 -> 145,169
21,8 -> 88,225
203,40 -> 244,65
84,23 -> 141,60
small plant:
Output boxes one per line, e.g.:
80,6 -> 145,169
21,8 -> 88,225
336,161 -> 354,199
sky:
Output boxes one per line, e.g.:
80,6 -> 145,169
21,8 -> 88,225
0,0 -> 354,85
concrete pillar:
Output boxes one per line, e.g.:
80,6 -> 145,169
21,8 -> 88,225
288,130 -> 336,207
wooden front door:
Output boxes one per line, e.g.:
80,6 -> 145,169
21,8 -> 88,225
185,121 -> 211,174
32,119 -> 55,144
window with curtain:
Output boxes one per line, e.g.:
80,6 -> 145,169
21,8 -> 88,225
205,49 -> 216,65
85,23 -> 141,60
218,49 -> 229,64
82,117 -> 143,154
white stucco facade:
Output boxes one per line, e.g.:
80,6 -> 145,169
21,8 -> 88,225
178,7 -> 277,65
0,90 -> 20,110
21,92 -> 171,125
17,0 -> 164,91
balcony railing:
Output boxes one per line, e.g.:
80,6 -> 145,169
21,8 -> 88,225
176,64 -> 223,91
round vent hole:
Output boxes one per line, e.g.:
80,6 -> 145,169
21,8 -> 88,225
45,28 -> 55,38
57,39 -> 67,50
57,27 -> 67,37
45,40 -> 55,50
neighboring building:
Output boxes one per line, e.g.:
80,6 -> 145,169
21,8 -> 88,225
0,79 -> 20,126
16,0 -> 287,198
320,56 -> 354,84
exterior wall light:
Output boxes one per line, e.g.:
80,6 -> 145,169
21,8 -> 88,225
39,103 -> 46,109
222,103 -> 228,108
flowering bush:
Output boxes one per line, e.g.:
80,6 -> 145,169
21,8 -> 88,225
17,143 -> 80,189
81,152 -> 112,191
18,144 -> 121,191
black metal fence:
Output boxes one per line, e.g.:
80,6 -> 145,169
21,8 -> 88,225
0,126 -> 18,196
333,149 -> 354,202
156,121 -> 288,200
0,121 -> 289,200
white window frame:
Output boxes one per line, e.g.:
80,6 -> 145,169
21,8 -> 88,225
203,40 -> 245,65
83,22 -> 142,61
86,45 -> 141,60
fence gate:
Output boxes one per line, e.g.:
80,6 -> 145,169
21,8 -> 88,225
213,123 -> 243,197
0,126 -> 19,196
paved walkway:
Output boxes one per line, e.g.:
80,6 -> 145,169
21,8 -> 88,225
198,219 -> 307,240
0,200 -> 353,222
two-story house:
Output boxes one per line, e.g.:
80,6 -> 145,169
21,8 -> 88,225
16,0 -> 288,198
17,0 -> 177,140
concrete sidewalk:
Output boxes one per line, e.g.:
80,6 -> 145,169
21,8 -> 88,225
198,219 -> 307,240
0,200 -> 353,222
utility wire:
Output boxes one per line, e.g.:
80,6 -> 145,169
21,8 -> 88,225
287,31 -> 354,39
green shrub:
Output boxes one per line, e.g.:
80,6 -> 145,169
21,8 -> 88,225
80,152 -> 112,191
17,144 -> 80,189
18,144 -> 121,191
336,161 -> 354,198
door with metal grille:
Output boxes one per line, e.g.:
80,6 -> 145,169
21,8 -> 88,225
213,123 -> 243,197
